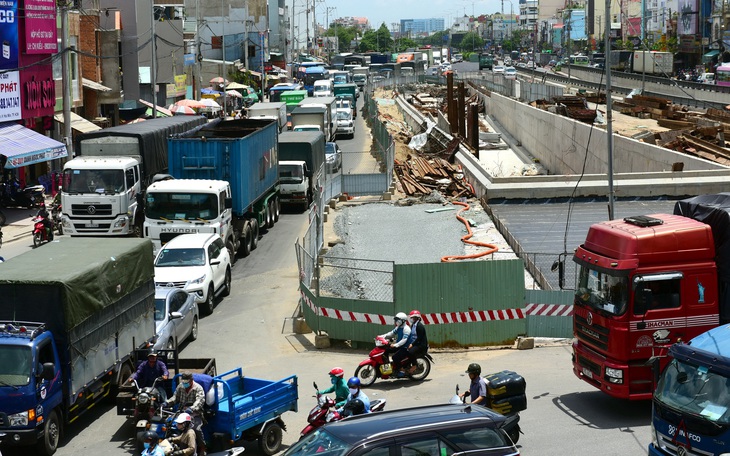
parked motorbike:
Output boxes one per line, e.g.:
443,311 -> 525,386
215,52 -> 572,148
300,382 -> 387,438
449,385 -> 522,444
0,180 -> 44,209
32,213 -> 54,247
353,335 -> 434,387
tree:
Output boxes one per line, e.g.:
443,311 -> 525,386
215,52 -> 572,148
396,37 -> 417,52
459,31 -> 484,51
323,24 -> 358,52
358,23 -> 393,53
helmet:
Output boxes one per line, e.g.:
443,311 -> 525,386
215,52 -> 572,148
394,312 -> 408,323
143,430 -> 158,442
409,310 -> 422,321
466,363 -> 482,375
329,367 -> 345,378
147,349 -> 158,358
175,412 -> 192,425
347,377 -> 361,388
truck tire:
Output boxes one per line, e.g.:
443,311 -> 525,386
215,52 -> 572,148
266,200 -> 275,229
240,224 -> 252,257
250,219 -> 259,251
273,197 -> 280,223
258,422 -> 283,456
37,409 -> 61,456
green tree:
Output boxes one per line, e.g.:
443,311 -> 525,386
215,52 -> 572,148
395,37 -> 417,52
459,31 -> 484,51
358,23 -> 393,53
323,24 -> 358,52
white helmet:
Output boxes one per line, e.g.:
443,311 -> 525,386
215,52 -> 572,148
175,413 -> 192,425
395,312 -> 408,325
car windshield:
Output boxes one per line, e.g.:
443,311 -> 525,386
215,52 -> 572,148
146,192 -> 218,221
0,346 -> 32,386
336,111 -> 351,120
325,143 -> 336,154
574,266 -> 629,316
63,169 -> 125,195
280,164 -> 304,183
655,359 -> 730,425
284,429 -> 350,456
154,298 -> 167,321
155,248 -> 206,267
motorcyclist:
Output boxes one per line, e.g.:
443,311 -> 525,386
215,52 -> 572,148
168,413 -> 198,456
141,430 -> 165,456
165,372 -> 206,456
461,363 -> 488,406
338,377 -> 370,416
402,310 -> 428,375
317,367 -> 349,407
382,312 -> 411,373
127,350 -> 169,401
35,201 -> 53,241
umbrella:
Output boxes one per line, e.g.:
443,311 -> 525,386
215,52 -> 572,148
226,82 -> 249,90
226,90 -> 243,98
170,105 -> 198,115
198,99 -> 221,109
210,77 -> 229,84
173,99 -> 206,108
201,88 -> 223,96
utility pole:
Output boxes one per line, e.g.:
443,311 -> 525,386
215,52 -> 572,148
150,0 -> 158,118
195,0 -> 201,100
641,0 -> 646,91
61,2 -> 72,153
221,0 -> 227,116
605,0 -> 615,219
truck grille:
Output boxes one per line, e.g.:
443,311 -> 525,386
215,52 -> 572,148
577,355 -> 601,376
155,281 -> 187,289
655,432 -> 711,456
575,314 -> 609,350
71,204 -> 113,216
0,412 -> 6,426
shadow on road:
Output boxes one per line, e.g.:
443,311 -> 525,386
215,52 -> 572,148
552,390 -> 652,430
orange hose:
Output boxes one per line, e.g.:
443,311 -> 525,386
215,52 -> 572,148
441,201 -> 499,262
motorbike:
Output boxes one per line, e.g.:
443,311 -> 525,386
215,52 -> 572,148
353,335 -> 434,387
129,377 -> 165,425
50,201 -> 63,235
32,213 -> 54,247
450,385 -> 522,444
0,180 -> 44,209
300,382 -> 386,438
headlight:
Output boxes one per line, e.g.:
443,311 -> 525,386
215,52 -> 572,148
605,367 -> 623,383
114,216 -> 128,228
138,393 -> 150,405
190,275 -> 207,285
9,410 -> 29,426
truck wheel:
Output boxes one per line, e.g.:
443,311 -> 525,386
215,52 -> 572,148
250,219 -> 259,251
37,410 -> 61,456
203,284 -> 215,315
266,200 -> 275,229
221,268 -> 231,297
273,197 -> 280,222
258,422 -> 283,456
240,224 -> 252,257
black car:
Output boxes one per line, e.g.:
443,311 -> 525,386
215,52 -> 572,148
284,404 -> 520,456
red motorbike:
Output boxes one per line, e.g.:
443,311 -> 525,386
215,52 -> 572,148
300,382 -> 386,438
32,214 -> 54,247
353,336 -> 434,387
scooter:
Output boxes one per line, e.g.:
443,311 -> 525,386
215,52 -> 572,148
449,385 -> 522,444
300,382 -> 387,438
0,181 -> 44,209
353,335 -> 434,387
32,214 -> 54,247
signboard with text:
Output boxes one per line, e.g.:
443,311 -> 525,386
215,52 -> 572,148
24,0 -> 57,54
0,0 -> 19,71
0,70 -> 21,120
19,53 -> 54,118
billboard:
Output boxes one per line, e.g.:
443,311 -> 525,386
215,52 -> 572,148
24,0 -> 58,54
0,70 -> 21,121
0,0 -> 19,71
678,0 -> 698,35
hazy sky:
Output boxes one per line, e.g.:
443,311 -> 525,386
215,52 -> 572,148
293,0 -> 509,32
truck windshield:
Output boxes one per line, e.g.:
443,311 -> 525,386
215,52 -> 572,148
63,169 -> 126,194
146,193 -> 218,221
280,165 -> 304,183
655,359 -> 730,425
0,346 -> 32,386
285,429 -> 350,456
575,266 -> 629,316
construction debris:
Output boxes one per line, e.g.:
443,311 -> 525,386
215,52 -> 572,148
394,153 -> 474,198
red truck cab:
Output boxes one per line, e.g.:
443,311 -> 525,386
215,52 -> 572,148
572,213 -> 721,400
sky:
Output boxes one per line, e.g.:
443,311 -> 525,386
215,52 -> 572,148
293,0 -> 509,33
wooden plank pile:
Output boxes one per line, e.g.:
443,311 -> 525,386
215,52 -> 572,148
394,153 -> 474,197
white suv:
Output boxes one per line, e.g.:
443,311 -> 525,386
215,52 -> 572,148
154,233 -> 232,316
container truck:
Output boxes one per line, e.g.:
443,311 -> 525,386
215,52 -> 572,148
290,105 -> 334,141
61,116 -> 206,237
150,118 -> 280,260
333,83 -> 359,118
246,102 -> 287,132
278,131 -> 325,211
648,324 -> 730,456
0,238 -> 156,455
632,51 -> 673,75
300,96 -> 337,133
572,193 -> 730,400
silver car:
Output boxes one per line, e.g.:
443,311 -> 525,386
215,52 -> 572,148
153,287 -> 199,351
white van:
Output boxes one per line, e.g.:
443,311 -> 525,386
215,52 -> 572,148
313,79 -> 333,97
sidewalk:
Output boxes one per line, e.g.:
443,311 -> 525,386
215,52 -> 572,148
2,204 -> 46,244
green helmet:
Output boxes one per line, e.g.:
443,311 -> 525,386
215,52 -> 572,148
466,363 -> 481,375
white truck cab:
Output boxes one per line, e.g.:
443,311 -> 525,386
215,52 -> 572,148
143,179 -> 233,253
61,157 -> 142,235
278,160 -> 311,209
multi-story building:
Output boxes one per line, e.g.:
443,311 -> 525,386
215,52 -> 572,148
400,18 -> 446,36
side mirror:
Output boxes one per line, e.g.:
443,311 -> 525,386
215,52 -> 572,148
41,363 -> 55,381
169,311 -> 183,320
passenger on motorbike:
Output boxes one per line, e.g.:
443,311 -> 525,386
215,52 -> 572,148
169,413 -> 198,456
461,363 -> 488,405
127,350 -> 169,400
338,377 -> 370,416
382,312 -> 411,373
141,430 -> 165,456
318,367 -> 349,407
402,310 -> 428,375
165,372 -> 206,456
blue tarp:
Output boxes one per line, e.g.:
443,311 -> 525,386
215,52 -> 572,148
0,122 -> 68,168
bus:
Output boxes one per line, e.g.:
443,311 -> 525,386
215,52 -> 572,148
569,54 -> 590,65
715,64 -> 730,86
269,82 -> 302,102
303,66 -> 330,96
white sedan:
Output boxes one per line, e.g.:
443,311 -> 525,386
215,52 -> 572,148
505,67 -> 517,79
493,65 -> 505,74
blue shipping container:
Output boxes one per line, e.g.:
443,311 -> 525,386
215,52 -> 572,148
167,119 -> 279,216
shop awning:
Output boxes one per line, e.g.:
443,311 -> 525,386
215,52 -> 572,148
54,112 -> 102,133
0,122 -> 68,168
703,50 -> 720,63
138,99 -> 173,117
82,78 -> 112,92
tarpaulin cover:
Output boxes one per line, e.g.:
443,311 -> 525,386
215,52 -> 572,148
674,193 -> 730,322
75,116 -> 206,183
0,238 -> 154,334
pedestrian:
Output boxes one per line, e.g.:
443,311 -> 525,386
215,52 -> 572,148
461,363 -> 488,405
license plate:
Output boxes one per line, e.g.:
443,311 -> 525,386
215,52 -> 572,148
87,222 -> 98,228
582,367 -> 593,379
